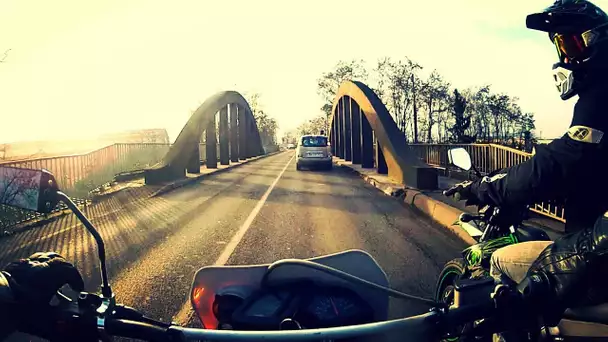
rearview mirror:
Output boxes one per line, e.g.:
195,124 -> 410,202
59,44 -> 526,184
447,148 -> 472,171
0,166 -> 59,213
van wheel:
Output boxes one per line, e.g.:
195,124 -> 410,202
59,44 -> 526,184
296,164 -> 302,171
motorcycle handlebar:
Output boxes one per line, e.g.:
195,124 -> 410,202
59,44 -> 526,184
459,213 -> 482,222
99,297 -> 506,341
443,185 -> 460,197
105,319 -> 172,342
443,298 -> 496,326
46,285 -> 536,341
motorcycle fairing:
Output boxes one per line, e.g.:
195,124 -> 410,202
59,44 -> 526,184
189,249 -> 390,329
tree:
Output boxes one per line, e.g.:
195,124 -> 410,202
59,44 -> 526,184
0,166 -> 42,228
318,57 -> 538,151
245,92 -> 262,115
297,115 -> 327,137
0,50 -> 11,160
0,49 -> 10,63
448,89 -> 473,143
317,60 -> 368,130
244,92 -> 278,147
0,167 -> 39,210
486,93 -> 511,142
141,131 -> 159,143
374,57 -> 423,141
254,110 -> 278,146
0,144 -> 10,160
457,85 -> 536,148
281,130 -> 298,145
466,85 -> 492,141
518,112 -> 536,152
419,70 -> 450,143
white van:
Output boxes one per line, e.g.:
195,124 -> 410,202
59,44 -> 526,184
295,135 -> 332,171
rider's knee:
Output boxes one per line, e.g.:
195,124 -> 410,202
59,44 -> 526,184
489,247 -> 506,279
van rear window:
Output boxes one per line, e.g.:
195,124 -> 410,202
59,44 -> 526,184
301,136 -> 328,147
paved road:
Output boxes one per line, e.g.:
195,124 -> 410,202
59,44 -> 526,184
1,151 -> 466,341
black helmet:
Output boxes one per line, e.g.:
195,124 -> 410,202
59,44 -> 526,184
526,0 -> 608,100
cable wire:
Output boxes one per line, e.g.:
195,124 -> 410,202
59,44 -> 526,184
260,259 -> 437,306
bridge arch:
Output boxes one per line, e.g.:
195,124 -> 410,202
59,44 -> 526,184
145,91 -> 264,184
329,81 -> 437,189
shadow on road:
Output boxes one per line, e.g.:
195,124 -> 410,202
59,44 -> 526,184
0,159 -> 392,279
0,163 -> 270,291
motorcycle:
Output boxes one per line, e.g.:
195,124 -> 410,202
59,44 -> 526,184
434,148 -> 608,340
0,165 -> 606,341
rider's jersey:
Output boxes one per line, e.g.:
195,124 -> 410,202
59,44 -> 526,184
469,82 -> 608,233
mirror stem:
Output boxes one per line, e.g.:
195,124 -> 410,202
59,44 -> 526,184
56,192 -> 113,298
471,164 -> 483,178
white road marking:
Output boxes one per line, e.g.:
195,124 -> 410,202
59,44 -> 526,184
172,154 -> 294,325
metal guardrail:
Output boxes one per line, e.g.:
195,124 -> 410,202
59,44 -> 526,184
0,143 -> 174,232
0,142 -> 275,232
0,143 -> 173,198
410,143 -> 566,223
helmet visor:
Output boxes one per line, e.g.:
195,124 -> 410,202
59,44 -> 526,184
552,32 -> 589,61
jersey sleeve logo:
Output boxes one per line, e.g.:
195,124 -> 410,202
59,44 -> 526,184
567,125 -> 604,144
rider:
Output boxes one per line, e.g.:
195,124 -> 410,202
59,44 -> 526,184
450,0 -> 608,334
457,0 -> 608,235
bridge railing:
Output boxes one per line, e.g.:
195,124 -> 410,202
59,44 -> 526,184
0,141 -> 238,198
0,143 -> 174,198
410,143 -> 566,222
0,141 -> 243,231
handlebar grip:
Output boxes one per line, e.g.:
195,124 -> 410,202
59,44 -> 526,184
105,319 -> 170,342
443,299 -> 495,327
443,186 -> 459,197
459,213 -> 478,222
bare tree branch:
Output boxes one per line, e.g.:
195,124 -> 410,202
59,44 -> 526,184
0,49 -> 11,63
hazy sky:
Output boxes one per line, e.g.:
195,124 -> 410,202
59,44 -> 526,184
2,0 -> 607,144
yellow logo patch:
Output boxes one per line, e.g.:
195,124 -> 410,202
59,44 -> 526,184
567,125 -> 604,144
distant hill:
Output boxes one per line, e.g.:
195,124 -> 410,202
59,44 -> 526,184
0,129 -> 170,162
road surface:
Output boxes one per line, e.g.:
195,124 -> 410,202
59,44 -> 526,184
0,151 -> 467,341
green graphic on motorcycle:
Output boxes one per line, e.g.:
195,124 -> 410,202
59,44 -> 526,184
463,234 -> 518,268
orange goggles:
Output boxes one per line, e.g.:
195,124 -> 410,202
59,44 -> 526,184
551,25 -> 607,62
552,32 -> 589,61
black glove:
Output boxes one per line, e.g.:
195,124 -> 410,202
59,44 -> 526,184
488,205 -> 529,230
0,252 -> 84,339
3,252 -> 84,305
443,180 -> 482,207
